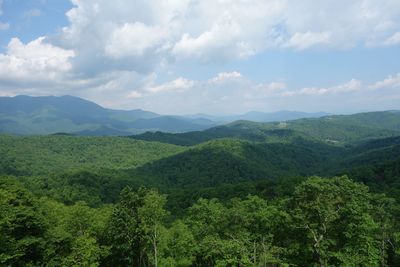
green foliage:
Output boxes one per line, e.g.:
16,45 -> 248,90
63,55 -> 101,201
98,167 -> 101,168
2,111 -> 400,266
104,187 -> 168,267
2,175 -> 400,266
60,234 -> 103,267
288,176 -> 380,266
160,220 -> 195,267
0,135 -> 185,176
0,177 -> 111,266
184,197 -> 288,266
0,177 -> 46,266
132,138 -> 343,189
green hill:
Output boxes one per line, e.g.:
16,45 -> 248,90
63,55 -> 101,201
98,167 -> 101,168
0,135 -> 185,176
131,111 -> 400,145
131,138 -> 343,188
1,124 -> 400,208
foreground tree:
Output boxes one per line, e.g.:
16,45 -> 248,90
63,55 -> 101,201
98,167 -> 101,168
289,176 -> 380,266
0,177 -> 46,265
104,187 -> 167,267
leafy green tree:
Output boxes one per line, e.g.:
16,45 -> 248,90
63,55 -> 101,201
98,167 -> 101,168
61,234 -> 103,267
185,197 -> 287,266
138,189 -> 168,267
159,220 -> 195,267
228,196 -> 289,266
104,187 -> 167,267
0,177 -> 46,266
289,176 -> 380,266
39,199 -> 110,266
369,194 -> 399,266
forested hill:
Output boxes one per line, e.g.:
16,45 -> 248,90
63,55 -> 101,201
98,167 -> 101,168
1,131 -> 400,266
1,133 -> 400,198
131,110 -> 400,145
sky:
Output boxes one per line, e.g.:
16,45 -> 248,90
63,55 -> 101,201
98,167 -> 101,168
0,0 -> 400,115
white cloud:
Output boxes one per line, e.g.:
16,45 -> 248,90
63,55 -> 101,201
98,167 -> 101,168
172,14 -> 246,61
146,77 -> 195,94
50,0 -> 400,78
283,0 -> 400,48
285,31 -> 331,50
0,22 -> 8,30
369,73 -> 400,90
105,22 -> 168,58
209,71 -> 243,84
0,37 -> 75,83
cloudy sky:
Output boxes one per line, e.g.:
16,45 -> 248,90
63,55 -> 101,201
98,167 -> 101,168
0,0 -> 400,115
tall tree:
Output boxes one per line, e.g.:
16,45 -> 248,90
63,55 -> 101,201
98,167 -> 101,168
289,176 -> 380,266
0,177 -> 46,266
104,187 -> 167,267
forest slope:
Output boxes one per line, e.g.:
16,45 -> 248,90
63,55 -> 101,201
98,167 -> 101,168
131,111 -> 400,145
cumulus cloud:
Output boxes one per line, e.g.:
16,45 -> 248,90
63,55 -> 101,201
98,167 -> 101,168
369,73 -> 400,90
209,71 -> 243,84
146,77 -> 196,94
54,0 -> 400,75
0,37 -> 75,84
172,14 -> 253,61
105,22 -> 168,58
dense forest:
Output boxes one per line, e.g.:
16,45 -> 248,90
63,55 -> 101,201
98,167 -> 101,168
1,111 -> 400,266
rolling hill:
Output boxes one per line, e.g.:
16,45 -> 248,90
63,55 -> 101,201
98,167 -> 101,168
0,135 -> 186,176
1,131 -> 399,192
131,111 -> 400,145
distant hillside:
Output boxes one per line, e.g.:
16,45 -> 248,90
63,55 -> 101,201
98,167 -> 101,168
130,138 -> 343,188
218,110 -> 330,122
0,135 -> 185,176
131,111 -> 400,145
2,133 -> 399,192
0,95 -> 216,135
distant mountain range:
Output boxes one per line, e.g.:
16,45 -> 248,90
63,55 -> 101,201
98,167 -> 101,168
0,95 -> 216,135
0,95 -> 330,135
187,110 -> 330,123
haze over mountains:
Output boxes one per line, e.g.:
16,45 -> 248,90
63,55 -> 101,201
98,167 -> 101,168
0,95 -> 330,135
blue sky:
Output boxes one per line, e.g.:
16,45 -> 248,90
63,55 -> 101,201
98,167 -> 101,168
0,0 -> 400,114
